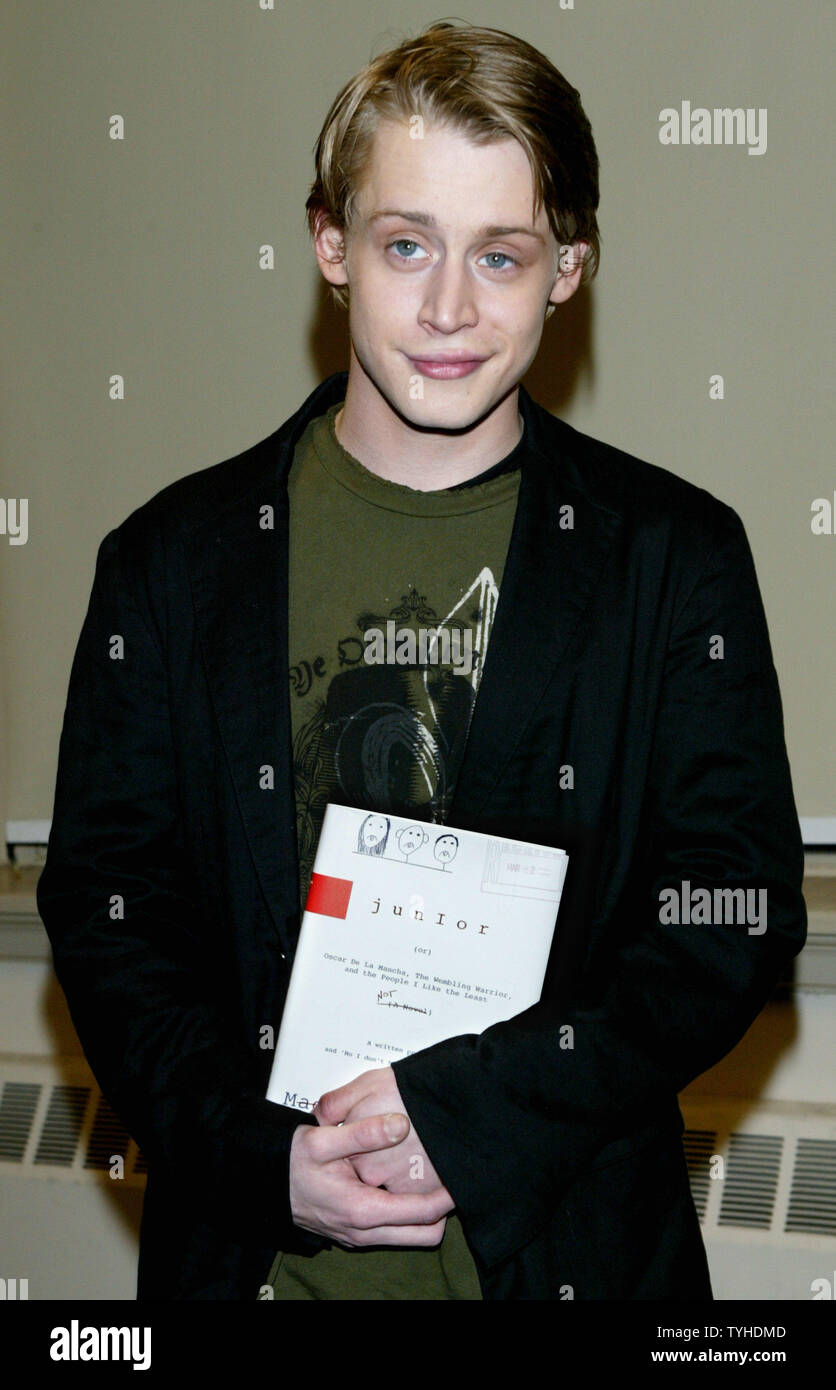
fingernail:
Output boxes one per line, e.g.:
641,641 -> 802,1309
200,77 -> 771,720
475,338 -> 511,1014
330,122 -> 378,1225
384,1113 -> 407,1141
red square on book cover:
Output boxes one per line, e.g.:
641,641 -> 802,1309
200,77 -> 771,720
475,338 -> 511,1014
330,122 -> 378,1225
305,872 -> 353,919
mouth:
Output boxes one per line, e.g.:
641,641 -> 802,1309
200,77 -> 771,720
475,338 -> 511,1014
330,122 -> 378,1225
406,352 -> 488,380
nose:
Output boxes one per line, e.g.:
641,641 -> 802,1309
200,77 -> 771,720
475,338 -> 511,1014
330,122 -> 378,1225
418,256 -> 478,335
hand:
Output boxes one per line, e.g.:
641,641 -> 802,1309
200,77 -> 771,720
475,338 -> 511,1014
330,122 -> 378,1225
289,1110 -> 451,1248
315,1066 -> 452,1198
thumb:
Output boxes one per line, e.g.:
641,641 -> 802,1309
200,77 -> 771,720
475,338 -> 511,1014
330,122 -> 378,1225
317,1111 -> 409,1162
383,1112 -> 409,1142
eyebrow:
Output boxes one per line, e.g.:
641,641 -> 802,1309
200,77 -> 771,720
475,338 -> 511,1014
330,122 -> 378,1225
367,209 -> 545,243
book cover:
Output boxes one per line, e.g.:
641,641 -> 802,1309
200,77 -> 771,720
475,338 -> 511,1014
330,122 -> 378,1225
267,803 -> 568,1113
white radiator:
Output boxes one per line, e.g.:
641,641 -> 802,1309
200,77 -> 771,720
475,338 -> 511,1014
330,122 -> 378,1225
0,1053 -> 834,1300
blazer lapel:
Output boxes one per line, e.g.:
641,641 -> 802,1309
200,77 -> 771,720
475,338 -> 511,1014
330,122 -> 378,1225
448,386 -> 623,827
183,373 -> 349,958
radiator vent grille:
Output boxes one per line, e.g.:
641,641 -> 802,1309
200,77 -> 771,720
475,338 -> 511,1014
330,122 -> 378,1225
84,1093 -> 134,1173
682,1100 -> 836,1244
34,1085 -> 89,1167
682,1129 -> 717,1220
0,1069 -> 145,1186
717,1132 -> 783,1229
785,1138 -> 836,1236
0,1082 -> 40,1162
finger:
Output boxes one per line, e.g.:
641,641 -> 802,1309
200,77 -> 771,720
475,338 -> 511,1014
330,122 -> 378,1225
350,1182 -> 455,1230
314,1089 -> 352,1126
342,1218 -> 449,1250
316,1071 -> 377,1125
312,1111 -> 410,1162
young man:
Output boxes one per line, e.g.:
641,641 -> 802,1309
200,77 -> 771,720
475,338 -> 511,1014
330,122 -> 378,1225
37,22 -> 806,1301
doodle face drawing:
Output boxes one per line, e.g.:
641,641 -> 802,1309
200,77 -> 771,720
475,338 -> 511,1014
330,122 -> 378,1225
357,813 -> 390,855
433,833 -> 459,868
396,824 -> 429,858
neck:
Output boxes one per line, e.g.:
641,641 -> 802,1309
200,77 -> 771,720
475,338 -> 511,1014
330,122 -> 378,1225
334,348 -> 523,490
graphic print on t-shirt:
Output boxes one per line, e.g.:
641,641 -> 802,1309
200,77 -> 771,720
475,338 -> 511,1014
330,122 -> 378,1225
291,566 -> 500,902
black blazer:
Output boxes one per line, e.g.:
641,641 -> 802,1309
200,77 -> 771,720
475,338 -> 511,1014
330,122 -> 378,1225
37,370 -> 806,1300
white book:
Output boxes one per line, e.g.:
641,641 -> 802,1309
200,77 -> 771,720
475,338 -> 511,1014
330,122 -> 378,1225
267,803 -> 568,1113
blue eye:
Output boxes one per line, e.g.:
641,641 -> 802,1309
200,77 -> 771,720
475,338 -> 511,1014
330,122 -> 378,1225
390,239 -> 428,260
479,251 -> 518,270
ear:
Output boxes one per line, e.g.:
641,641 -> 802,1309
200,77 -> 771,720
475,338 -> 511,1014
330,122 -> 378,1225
312,212 -> 349,289
547,240 -> 589,311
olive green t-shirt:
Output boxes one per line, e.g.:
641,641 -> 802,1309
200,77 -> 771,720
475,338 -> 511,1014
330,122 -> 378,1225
268,401 -> 522,1299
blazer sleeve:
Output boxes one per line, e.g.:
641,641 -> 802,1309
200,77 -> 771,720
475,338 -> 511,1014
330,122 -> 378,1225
391,502 -> 807,1271
36,520 -> 325,1258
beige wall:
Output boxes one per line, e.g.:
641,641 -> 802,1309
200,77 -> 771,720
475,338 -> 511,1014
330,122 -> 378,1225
2,0 -> 834,846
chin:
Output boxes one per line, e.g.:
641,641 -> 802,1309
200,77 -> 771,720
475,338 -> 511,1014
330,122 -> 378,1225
400,400 -> 493,433
396,381 -> 502,423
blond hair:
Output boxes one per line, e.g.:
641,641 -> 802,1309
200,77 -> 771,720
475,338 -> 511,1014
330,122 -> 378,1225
307,20 -> 601,308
